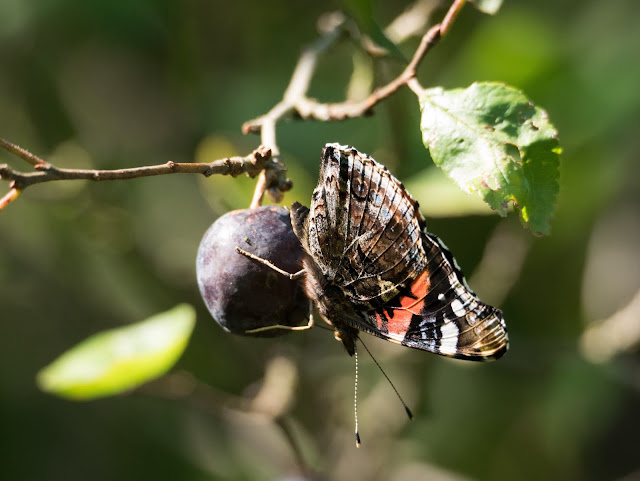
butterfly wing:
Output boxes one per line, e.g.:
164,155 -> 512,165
298,143 -> 508,360
305,144 -> 427,309
357,232 -> 508,360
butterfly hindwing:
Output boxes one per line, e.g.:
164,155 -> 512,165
360,232 -> 508,360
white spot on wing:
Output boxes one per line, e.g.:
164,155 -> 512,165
451,299 -> 466,318
439,322 -> 459,355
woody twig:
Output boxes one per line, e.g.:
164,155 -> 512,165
242,0 -> 467,204
0,137 -> 271,211
1,0 -> 468,211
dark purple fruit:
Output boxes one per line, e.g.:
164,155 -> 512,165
196,205 -> 308,336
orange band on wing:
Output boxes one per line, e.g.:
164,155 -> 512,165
374,309 -> 413,339
386,308 -> 413,338
374,270 -> 431,339
395,269 -> 431,313
409,269 -> 431,300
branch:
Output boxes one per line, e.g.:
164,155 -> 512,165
0,187 -> 21,210
242,0 -> 466,131
0,139 -> 271,210
245,12 -> 347,207
242,0 -> 467,206
1,0 -> 468,212
0,137 -> 47,167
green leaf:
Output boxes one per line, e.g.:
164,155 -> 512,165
337,0 -> 373,21
337,0 -> 404,59
405,167 -> 496,218
469,0 -> 504,15
37,304 -> 196,400
419,82 -> 560,236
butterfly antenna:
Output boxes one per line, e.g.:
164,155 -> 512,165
358,338 -> 413,420
354,346 -> 361,447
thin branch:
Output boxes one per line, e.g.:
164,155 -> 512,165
0,187 -> 21,210
242,0 -> 467,206
0,137 -> 48,167
242,0 -> 464,131
289,22 -> 443,121
406,77 -> 426,97
440,0 -> 467,36
250,171 -> 269,209
0,142 -> 271,210
242,13 -> 347,137
1,0 -> 467,212
384,0 -> 440,44
244,14 -> 346,207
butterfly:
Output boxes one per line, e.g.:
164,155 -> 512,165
289,143 -> 508,361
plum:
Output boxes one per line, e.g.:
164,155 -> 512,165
196,205 -> 308,336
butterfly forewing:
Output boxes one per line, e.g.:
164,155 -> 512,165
346,149 -> 372,244
310,145 -> 428,310
308,147 -> 352,274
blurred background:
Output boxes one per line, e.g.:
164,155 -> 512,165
1,0 -> 639,480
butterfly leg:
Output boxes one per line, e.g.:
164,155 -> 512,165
235,246 -> 313,334
235,246 -> 306,280
244,299 -> 315,334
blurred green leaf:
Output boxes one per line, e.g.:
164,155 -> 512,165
470,0 -> 504,15
37,304 -> 196,400
337,0 -> 404,59
419,82 -> 560,236
405,166 -> 496,217
337,0 -> 373,20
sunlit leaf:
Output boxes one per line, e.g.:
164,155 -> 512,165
470,0 -> 504,15
419,82 -> 560,236
37,304 -> 196,400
